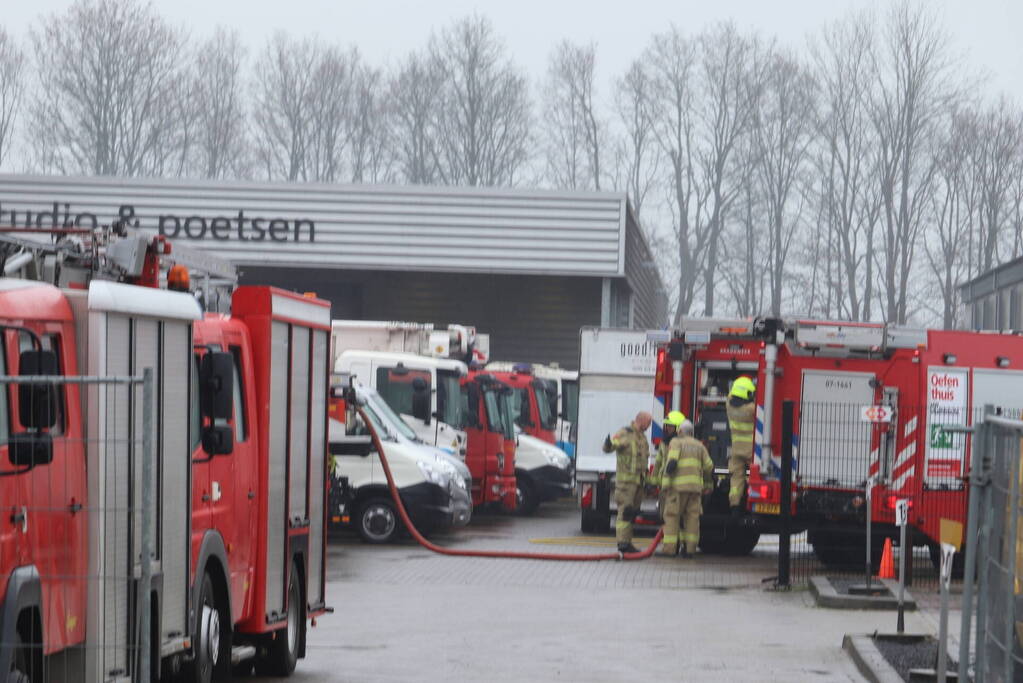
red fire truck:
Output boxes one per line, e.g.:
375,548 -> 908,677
189,286 -> 330,680
0,228 -> 329,681
651,317 -> 1023,565
462,370 -> 517,511
486,366 -> 557,445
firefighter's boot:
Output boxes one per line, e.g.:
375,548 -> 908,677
618,542 -> 639,554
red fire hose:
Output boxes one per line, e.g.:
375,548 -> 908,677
369,427 -> 663,561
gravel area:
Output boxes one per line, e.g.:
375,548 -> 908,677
873,636 -> 954,682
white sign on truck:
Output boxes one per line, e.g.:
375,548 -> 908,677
925,367 -> 968,485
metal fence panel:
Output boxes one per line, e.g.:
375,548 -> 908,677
0,373 -> 159,683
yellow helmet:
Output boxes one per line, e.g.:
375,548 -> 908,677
665,410 -> 686,427
730,376 -> 756,400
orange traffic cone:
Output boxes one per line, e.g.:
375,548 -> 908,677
878,537 -> 895,579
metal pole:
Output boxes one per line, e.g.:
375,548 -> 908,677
1003,425 -> 1020,682
898,517 -> 907,633
865,476 -> 873,591
976,408 -> 999,683
960,411 -> 991,682
939,556 -> 950,683
138,369 -> 154,683
779,400 -> 793,588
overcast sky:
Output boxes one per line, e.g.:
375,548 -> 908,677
5,0 -> 1022,102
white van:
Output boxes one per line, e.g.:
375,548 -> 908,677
330,383 -> 470,543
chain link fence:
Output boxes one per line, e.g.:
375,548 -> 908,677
960,411 -> 1023,682
776,401 -> 978,592
1,370 -> 161,683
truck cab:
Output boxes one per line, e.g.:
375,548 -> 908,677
0,280 -> 85,679
462,371 -> 518,510
487,362 -> 579,457
487,366 -> 557,445
336,350 -> 467,457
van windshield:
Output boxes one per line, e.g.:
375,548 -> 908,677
367,390 -> 418,441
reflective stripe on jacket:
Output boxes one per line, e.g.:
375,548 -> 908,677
609,423 -> 649,484
726,400 -> 756,459
662,435 -> 714,493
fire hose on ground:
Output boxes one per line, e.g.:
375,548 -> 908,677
368,427 -> 663,561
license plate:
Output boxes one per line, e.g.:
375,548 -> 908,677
755,503 -> 780,515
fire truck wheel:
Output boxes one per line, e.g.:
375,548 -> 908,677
357,497 -> 399,544
516,478 -> 539,516
187,572 -> 230,683
267,560 -> 304,676
8,632 -> 30,683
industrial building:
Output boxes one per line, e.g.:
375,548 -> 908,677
0,174 -> 668,368
959,257 -> 1023,330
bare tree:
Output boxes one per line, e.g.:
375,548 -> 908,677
349,64 -> 394,183
307,46 -> 360,182
542,41 -> 604,190
871,3 -> 957,323
389,51 -> 444,184
696,24 -> 760,316
809,13 -> 881,321
969,98 -> 1023,275
252,33 -> 318,181
430,15 -> 531,186
29,0 -> 189,176
612,59 -> 659,217
189,27 -> 249,179
925,110 -> 975,328
0,28 -> 25,169
645,27 -> 703,320
752,49 -> 816,315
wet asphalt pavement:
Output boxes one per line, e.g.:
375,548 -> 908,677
251,498 -> 933,682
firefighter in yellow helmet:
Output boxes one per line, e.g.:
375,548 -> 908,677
661,418 -> 714,558
603,411 -> 653,553
652,410 -> 686,555
726,376 -> 757,516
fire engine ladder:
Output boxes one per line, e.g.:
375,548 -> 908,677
0,225 -> 237,297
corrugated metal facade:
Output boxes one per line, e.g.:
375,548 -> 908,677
241,266 -> 601,369
959,257 -> 1023,329
623,206 -> 668,329
0,174 -> 668,366
0,174 -> 626,277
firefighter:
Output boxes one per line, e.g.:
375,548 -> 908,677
662,419 -> 714,558
652,411 -> 686,556
726,375 -> 757,516
603,411 -> 653,553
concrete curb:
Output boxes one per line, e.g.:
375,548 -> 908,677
842,634 -> 907,683
810,575 -> 917,610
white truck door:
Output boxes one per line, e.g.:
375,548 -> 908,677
799,370 -> 876,488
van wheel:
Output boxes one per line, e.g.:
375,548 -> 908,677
358,497 -> 399,543
267,560 -> 304,676
516,477 -> 539,516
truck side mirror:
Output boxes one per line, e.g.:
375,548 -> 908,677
202,425 -> 234,455
8,432 -> 53,468
412,378 -> 431,425
18,350 -> 59,430
329,435 -> 374,457
200,352 -> 234,421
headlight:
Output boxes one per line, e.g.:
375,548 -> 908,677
417,460 -> 445,485
544,449 -> 570,469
